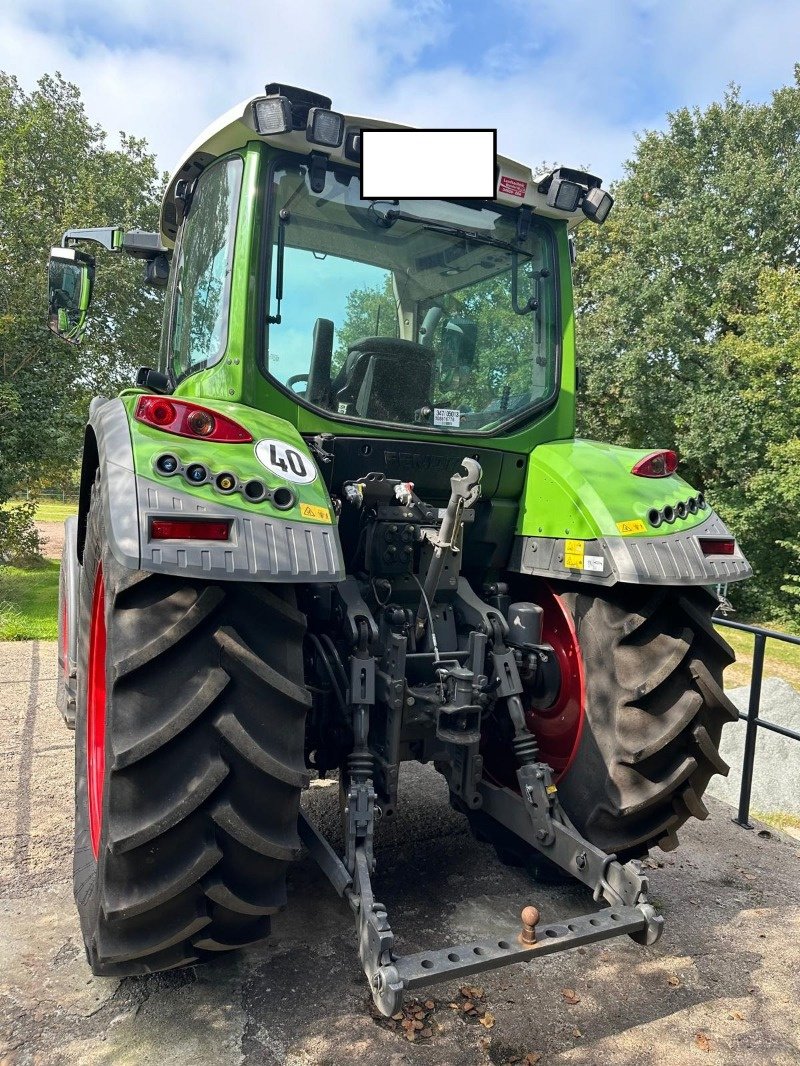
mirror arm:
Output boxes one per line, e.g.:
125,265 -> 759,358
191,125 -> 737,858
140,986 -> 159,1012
62,226 -> 125,252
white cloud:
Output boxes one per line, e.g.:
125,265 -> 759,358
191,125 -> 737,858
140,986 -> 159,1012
1,0 -> 798,185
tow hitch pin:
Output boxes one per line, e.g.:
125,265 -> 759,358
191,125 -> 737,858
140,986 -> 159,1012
519,905 -> 541,945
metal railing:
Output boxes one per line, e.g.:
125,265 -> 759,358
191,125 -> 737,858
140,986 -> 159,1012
714,616 -> 800,828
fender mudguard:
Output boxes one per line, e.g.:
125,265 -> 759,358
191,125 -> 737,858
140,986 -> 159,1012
509,439 -> 752,587
77,396 -> 344,582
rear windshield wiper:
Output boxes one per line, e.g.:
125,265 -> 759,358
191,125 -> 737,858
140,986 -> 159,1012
368,205 -> 527,257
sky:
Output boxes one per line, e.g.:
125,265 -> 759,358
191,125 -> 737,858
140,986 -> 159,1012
2,0 -> 798,183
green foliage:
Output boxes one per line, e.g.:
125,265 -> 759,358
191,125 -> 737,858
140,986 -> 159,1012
0,71 -> 165,558
0,499 -> 40,563
574,68 -> 800,624
333,275 -> 397,372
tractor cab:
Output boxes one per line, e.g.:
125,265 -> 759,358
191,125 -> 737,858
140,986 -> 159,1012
261,165 -> 559,434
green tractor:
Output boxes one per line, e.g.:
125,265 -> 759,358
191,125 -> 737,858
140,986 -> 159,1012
51,84 -> 750,1013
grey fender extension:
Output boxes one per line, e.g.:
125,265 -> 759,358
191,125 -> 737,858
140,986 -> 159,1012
510,511 -> 752,587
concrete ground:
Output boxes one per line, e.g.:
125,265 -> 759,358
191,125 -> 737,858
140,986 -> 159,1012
1,641 -> 799,1066
706,679 -> 800,822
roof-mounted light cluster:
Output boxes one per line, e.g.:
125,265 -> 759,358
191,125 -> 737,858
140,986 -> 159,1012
252,82 -> 345,149
540,167 -> 614,225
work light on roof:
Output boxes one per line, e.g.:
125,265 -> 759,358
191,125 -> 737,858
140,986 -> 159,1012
546,174 -> 583,213
252,95 -> 293,136
307,107 -> 345,148
582,186 -> 614,225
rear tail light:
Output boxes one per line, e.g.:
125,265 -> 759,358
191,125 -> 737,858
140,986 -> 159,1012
135,396 -> 252,443
698,538 -> 735,557
150,518 -> 231,541
631,450 -> 678,478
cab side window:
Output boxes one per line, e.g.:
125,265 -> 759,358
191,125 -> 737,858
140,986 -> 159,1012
169,155 -> 243,381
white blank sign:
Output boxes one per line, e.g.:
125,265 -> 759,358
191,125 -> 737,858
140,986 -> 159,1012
360,129 -> 497,199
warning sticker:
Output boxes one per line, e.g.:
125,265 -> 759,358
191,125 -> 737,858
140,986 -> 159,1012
564,539 -> 584,570
616,519 -> 647,535
584,555 -> 605,572
433,407 -> 461,428
498,175 -> 528,198
299,503 -> 331,523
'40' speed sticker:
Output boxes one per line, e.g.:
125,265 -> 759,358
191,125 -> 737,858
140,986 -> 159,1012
255,439 -> 317,484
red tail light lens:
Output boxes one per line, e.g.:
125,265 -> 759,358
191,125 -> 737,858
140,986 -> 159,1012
135,396 -> 252,443
631,449 -> 678,478
150,518 -> 231,541
698,538 -> 735,557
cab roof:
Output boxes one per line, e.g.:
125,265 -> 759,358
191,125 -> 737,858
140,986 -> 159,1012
160,91 -> 592,246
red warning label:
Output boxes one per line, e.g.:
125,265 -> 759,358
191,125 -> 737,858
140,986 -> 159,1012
498,175 -> 528,198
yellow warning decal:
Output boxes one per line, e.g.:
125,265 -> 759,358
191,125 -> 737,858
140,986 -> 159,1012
616,519 -> 647,535
564,538 -> 584,569
299,503 -> 331,523
546,784 -> 558,795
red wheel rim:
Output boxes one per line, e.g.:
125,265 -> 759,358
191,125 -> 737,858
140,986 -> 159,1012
482,581 -> 585,786
87,564 -> 107,858
523,582 -> 585,778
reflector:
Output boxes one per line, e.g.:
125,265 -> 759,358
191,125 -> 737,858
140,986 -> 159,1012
698,538 -> 735,556
150,518 -> 231,541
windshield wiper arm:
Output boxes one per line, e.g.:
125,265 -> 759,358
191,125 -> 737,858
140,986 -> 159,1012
371,206 -> 526,256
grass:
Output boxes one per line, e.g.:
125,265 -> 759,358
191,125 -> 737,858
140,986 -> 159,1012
751,811 -> 800,837
717,623 -> 800,693
0,561 -> 60,640
8,499 -> 78,523
33,500 -> 78,523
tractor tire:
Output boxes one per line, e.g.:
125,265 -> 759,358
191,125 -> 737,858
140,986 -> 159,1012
73,478 -> 311,976
470,583 -> 738,869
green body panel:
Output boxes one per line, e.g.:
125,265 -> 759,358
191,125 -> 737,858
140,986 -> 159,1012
173,146 -> 260,405
119,390 -> 335,523
518,439 -> 706,539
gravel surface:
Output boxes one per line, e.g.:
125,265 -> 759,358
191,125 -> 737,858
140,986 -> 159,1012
35,523 -> 64,561
1,641 -> 799,1065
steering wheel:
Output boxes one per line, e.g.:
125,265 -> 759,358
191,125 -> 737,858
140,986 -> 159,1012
286,374 -> 309,394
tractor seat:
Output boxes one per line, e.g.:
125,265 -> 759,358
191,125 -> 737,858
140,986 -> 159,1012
332,337 -> 436,423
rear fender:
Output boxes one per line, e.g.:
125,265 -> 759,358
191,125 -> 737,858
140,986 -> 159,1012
510,438 -> 752,587
75,395 -> 343,582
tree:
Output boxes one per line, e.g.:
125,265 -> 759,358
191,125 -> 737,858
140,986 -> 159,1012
0,72 -> 164,555
573,68 -> 800,622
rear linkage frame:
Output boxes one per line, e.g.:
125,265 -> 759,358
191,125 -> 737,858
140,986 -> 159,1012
299,457 -> 663,1016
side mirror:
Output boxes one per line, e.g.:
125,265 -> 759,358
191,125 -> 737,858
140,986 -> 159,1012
48,247 -> 95,343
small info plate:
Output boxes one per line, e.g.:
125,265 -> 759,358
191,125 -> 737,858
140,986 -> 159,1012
433,407 -> 461,428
